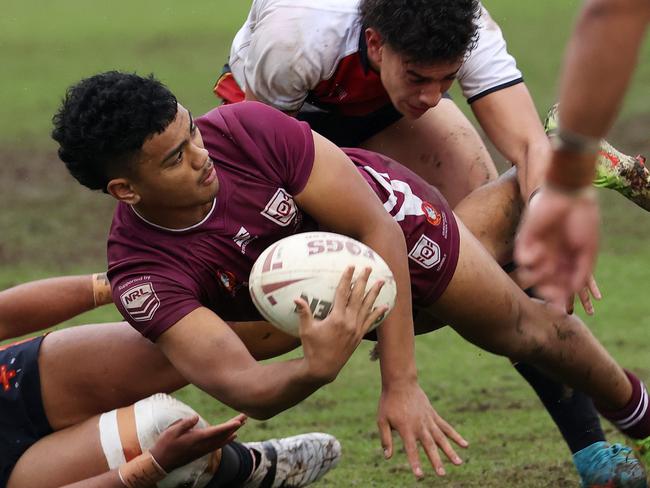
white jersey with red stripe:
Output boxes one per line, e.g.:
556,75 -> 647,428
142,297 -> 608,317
228,0 -> 523,115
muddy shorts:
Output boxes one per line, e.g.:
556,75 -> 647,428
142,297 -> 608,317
0,335 -> 52,486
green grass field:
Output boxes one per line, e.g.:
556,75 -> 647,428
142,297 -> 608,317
1,1 -> 649,486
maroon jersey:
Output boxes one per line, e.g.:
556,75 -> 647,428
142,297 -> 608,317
108,102 -> 458,340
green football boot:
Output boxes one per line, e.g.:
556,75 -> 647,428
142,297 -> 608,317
545,103 -> 650,211
637,436 -> 650,469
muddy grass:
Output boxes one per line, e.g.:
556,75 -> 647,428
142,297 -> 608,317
0,146 -> 114,275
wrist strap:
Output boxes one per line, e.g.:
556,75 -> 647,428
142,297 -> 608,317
550,127 -> 600,155
92,272 -> 112,307
117,451 -> 167,488
543,181 -> 597,200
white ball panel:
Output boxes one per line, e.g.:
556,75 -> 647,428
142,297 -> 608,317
249,232 -> 396,337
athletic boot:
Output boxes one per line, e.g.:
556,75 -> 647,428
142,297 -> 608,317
244,433 -> 341,487
573,441 -> 647,487
636,436 -> 650,468
545,103 -> 650,211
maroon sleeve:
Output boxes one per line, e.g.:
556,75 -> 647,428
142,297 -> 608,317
200,102 -> 315,194
111,270 -> 201,342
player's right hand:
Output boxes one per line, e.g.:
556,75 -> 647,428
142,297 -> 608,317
296,266 -> 387,382
515,185 -> 599,309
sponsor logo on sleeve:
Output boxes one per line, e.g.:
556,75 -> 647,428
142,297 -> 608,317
261,188 -> 297,227
120,282 -> 160,322
408,235 -> 441,269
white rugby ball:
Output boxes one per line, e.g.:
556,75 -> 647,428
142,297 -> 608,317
249,231 -> 396,337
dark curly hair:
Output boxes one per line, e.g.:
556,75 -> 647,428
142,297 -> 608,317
359,0 -> 481,64
52,71 -> 178,192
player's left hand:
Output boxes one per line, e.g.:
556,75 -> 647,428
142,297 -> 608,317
377,381 -> 468,478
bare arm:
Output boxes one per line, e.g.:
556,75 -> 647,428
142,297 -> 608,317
295,133 -> 466,477
0,273 -> 111,341
244,87 -> 299,117
550,0 -> 650,188
158,308 -> 326,419
157,268 -> 383,420
471,83 -> 551,200
294,133 -> 416,389
60,470 -> 125,488
515,0 -> 649,305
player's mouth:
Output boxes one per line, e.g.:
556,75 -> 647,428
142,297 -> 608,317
200,160 -> 216,186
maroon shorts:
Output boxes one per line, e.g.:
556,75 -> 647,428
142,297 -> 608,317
345,148 -> 461,306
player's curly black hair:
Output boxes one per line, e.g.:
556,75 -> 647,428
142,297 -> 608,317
52,71 -> 178,193
359,0 -> 481,64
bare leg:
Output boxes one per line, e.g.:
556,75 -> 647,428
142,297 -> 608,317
454,166 -> 522,265
360,98 -> 498,207
8,415 -> 107,487
426,219 -> 631,409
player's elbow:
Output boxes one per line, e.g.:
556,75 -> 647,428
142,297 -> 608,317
241,406 -> 280,421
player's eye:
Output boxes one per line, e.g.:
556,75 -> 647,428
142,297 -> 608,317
408,77 -> 428,85
174,150 -> 184,163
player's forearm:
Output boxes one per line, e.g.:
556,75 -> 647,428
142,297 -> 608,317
207,357 -> 328,420
361,223 -> 418,385
472,84 -> 551,200
559,0 -> 650,139
60,469 -> 125,488
0,274 -> 110,340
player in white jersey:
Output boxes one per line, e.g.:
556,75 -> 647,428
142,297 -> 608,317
217,0 -> 649,211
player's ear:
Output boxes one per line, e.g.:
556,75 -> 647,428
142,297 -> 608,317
364,28 -> 384,64
107,178 -> 141,205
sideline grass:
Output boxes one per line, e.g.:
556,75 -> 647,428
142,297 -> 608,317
1,1 -> 650,486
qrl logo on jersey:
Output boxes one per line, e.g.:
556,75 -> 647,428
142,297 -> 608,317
408,235 -> 441,269
261,189 -> 297,227
120,282 -> 160,322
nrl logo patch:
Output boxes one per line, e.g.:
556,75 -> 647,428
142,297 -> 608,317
261,188 -> 297,227
120,282 -> 160,322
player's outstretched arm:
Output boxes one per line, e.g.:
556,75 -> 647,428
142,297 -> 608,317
516,0 -> 650,305
60,414 -> 245,488
0,273 -> 112,341
157,268 -> 384,420
471,83 -> 550,202
294,132 -> 468,478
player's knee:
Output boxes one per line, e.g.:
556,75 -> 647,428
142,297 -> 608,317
98,393 -> 219,488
